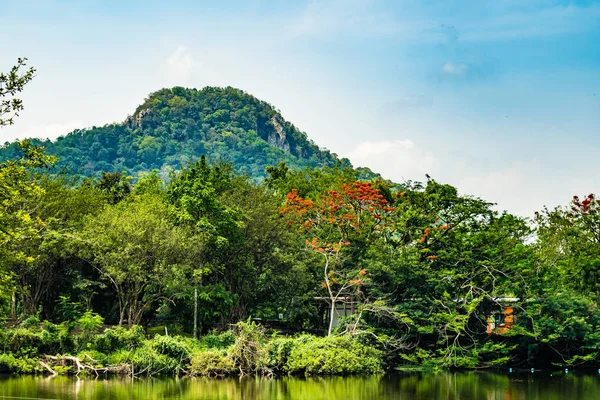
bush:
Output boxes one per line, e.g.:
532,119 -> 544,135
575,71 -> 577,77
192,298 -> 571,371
149,335 -> 192,360
94,325 -> 145,353
20,315 -> 40,329
285,335 -> 383,376
74,311 -> 104,351
108,346 -> 180,376
0,323 -> 73,355
200,330 -> 235,349
0,353 -> 40,373
76,350 -> 109,368
229,320 -> 269,375
3,328 -> 42,354
189,349 -> 235,377
267,337 -> 298,372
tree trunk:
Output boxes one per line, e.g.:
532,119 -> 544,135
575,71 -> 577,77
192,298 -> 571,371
118,298 -> 127,326
22,291 -> 38,316
328,298 -> 336,337
193,283 -> 198,340
10,291 -> 16,320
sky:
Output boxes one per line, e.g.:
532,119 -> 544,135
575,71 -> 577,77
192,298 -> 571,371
1,0 -> 599,218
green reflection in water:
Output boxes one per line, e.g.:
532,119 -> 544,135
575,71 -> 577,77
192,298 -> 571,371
0,372 -> 599,400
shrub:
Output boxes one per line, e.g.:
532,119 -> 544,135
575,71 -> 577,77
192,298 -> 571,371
150,335 -> 192,360
74,311 -> 104,351
285,335 -> 383,376
76,350 -> 109,368
20,315 -> 40,329
0,323 -> 72,355
189,349 -> 235,377
94,325 -> 145,353
4,328 -> 43,355
267,337 -> 298,372
200,330 -> 235,349
0,353 -> 40,373
55,296 -> 83,322
107,346 -> 180,376
229,320 -> 270,375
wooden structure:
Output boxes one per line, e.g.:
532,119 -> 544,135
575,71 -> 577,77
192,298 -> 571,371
487,297 -> 518,334
314,297 -> 357,329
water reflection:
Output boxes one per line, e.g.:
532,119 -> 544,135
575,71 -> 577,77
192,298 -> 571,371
0,372 -> 598,399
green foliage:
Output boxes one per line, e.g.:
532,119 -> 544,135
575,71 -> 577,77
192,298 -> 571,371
79,193 -> 198,326
229,319 -> 270,375
0,58 -> 36,127
108,346 -> 181,375
76,350 -> 108,367
74,311 -> 104,350
0,322 -> 73,356
20,314 -> 40,329
200,331 -> 236,349
94,326 -> 145,353
0,86 -> 358,181
76,311 -> 104,334
267,337 -> 298,372
150,334 -> 192,360
0,352 -> 39,373
95,171 -> 132,204
285,335 -> 383,375
523,292 -> 600,366
55,296 -> 83,322
2,96 -> 600,375
0,141 -> 56,306
189,349 -> 235,377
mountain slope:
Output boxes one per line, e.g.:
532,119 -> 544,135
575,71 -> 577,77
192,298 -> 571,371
1,86 -> 373,180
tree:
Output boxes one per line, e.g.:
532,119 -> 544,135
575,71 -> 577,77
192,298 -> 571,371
536,193 -> 600,301
95,171 -> 132,204
1,58 -> 36,127
80,193 -> 198,326
166,157 -> 242,337
5,174 -> 106,317
281,181 -> 394,336
218,175 -> 310,326
0,141 -> 56,318
371,180 -> 533,367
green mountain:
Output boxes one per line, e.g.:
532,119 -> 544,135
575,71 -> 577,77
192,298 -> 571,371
1,86 -> 375,180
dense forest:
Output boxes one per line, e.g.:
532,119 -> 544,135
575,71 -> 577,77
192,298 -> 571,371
1,87 -> 599,377
0,87 -> 378,181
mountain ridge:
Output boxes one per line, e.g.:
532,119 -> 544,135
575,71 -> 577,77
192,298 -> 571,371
0,86 -> 379,181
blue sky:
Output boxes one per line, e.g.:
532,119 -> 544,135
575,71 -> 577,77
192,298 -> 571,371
1,0 -> 599,217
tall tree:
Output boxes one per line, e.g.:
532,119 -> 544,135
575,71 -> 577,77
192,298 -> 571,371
166,156 -> 242,337
80,193 -> 197,326
281,181 -> 394,336
0,141 -> 55,318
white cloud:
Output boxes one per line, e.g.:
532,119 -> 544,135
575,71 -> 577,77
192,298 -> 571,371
446,160 -> 590,218
442,62 -> 468,76
456,160 -> 542,215
346,141 -> 588,219
346,139 -> 439,183
163,45 -> 196,83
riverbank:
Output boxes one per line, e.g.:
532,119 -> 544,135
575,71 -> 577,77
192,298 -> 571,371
0,320 -> 384,377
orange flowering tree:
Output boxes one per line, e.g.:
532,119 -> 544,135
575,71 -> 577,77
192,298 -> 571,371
281,181 -> 394,336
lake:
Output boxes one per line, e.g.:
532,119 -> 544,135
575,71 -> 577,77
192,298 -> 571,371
1,371 -> 599,399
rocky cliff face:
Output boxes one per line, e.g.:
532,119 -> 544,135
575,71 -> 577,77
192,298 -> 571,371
267,116 -> 291,153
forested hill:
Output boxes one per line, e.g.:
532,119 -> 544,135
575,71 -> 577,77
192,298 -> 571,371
0,86 -> 376,179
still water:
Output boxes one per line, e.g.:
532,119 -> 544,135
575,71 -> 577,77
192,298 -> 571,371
1,372 -> 599,400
